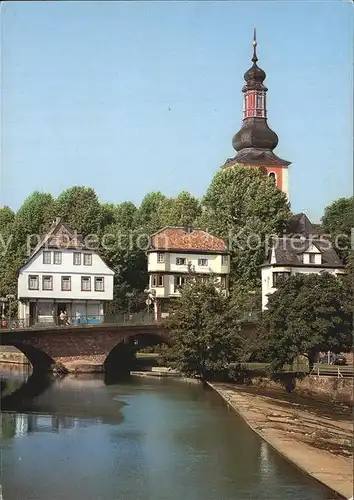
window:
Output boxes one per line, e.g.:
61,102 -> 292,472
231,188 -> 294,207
61,276 -> 71,291
83,253 -> 92,266
309,254 -> 316,264
221,255 -> 228,266
151,275 -> 164,287
73,252 -> 81,265
28,275 -> 39,290
95,277 -> 105,292
272,272 -> 290,288
157,253 -> 165,263
42,275 -> 53,291
174,275 -> 186,292
43,251 -> 51,264
198,258 -> 208,267
268,172 -> 276,183
53,251 -> 62,265
176,257 -> 186,266
81,276 -> 91,291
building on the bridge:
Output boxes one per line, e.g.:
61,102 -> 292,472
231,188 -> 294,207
147,226 -> 230,320
261,214 -> 346,310
221,29 -> 291,199
17,218 -> 114,325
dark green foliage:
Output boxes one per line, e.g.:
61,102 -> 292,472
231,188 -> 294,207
321,196 -> 353,262
258,273 -> 352,372
159,278 -> 244,380
55,186 -> 105,236
200,165 -> 291,288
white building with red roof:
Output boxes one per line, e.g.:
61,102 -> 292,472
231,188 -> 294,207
147,226 -> 230,319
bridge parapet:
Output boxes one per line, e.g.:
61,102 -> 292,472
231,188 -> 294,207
0,312 -> 161,333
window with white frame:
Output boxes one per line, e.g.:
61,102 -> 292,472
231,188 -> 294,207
221,255 -> 228,266
198,258 -> 208,267
309,253 -> 316,264
81,276 -> 91,291
73,252 -> 81,265
157,253 -> 165,263
61,276 -> 71,291
83,253 -> 92,266
42,275 -> 53,290
95,277 -> 105,292
43,251 -> 51,264
272,272 -> 291,288
28,275 -> 39,290
174,275 -> 186,291
176,257 -> 186,266
53,251 -> 62,265
151,275 -> 164,287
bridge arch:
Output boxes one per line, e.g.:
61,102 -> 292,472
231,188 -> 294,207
104,331 -> 169,376
2,342 -> 55,373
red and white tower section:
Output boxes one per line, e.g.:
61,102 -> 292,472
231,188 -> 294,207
223,30 -> 291,199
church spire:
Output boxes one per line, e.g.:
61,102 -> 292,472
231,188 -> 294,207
232,31 -> 282,155
252,27 -> 258,63
222,30 -> 291,200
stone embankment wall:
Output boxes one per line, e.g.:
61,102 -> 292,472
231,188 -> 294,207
0,347 -> 29,365
251,375 -> 353,404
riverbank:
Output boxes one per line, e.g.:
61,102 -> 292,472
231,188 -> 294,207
209,382 -> 353,500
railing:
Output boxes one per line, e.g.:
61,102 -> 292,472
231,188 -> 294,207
0,312 -> 159,331
310,363 -> 353,378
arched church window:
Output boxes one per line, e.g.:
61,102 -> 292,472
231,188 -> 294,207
268,172 -> 276,183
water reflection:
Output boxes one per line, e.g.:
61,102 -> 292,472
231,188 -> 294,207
1,413 -> 104,440
0,373 -> 338,500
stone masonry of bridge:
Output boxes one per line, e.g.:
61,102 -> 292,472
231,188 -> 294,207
0,324 -> 168,372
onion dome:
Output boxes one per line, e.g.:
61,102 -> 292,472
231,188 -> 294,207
233,117 -> 279,152
243,34 -> 267,91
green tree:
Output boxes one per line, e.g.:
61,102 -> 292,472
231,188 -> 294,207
99,224 -> 148,313
321,196 -> 353,262
0,207 -> 17,299
55,186 -> 105,236
200,165 -> 291,288
134,191 -> 167,233
115,201 -> 138,229
0,206 -> 15,230
258,273 -> 352,372
12,191 -> 56,250
160,278 -> 243,381
160,190 -> 202,227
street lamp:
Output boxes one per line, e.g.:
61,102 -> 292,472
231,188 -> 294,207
144,288 -> 156,320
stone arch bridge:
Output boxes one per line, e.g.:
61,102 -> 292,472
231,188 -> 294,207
0,322 -> 169,374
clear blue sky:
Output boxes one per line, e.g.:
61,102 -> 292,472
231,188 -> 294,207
1,1 -> 353,221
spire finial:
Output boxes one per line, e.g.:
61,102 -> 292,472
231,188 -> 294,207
252,27 -> 258,63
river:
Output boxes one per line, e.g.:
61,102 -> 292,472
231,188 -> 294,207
0,368 -> 338,500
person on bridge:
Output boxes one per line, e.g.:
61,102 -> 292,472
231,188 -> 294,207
63,310 -> 70,325
59,311 -> 65,326
76,310 -> 81,325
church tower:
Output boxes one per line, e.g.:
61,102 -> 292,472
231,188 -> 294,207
223,30 -> 291,198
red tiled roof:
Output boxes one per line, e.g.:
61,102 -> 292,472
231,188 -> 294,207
150,227 -> 228,252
